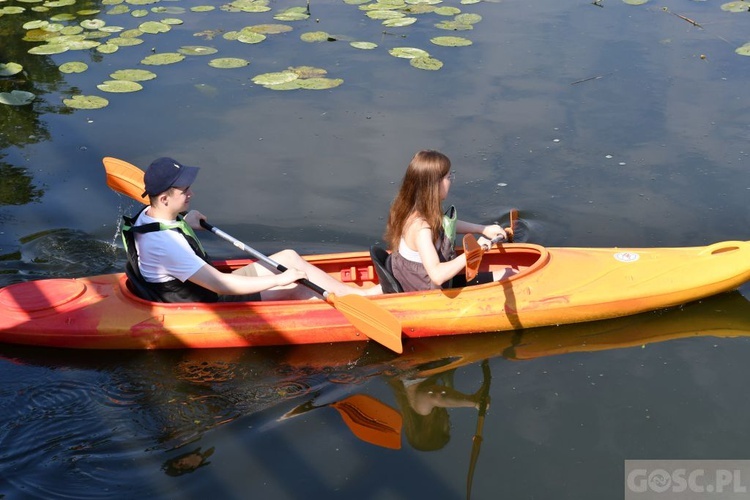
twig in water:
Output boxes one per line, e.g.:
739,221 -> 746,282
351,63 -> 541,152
662,7 -> 703,28
570,72 -> 612,85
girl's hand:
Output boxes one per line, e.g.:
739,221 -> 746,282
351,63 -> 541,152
184,210 -> 207,230
483,224 -> 507,242
276,268 -> 306,287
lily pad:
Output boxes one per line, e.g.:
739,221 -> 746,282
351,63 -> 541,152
389,47 -> 430,59
366,10 -> 405,19
139,21 -> 171,34
721,1 -> 750,12
383,17 -> 417,27
23,20 -> 49,29
80,19 -> 106,29
246,24 -> 293,34
110,68 -> 157,81
431,35 -> 472,46
237,31 -> 266,44
96,44 -> 119,53
410,56 -> 443,70
191,5 -> 216,12
178,45 -> 218,55
62,40 -> 101,50
97,80 -> 143,92
252,71 -> 299,85
141,52 -> 185,65
435,20 -> 473,31
131,9 -> 149,17
108,36 -> 144,46
107,5 -> 130,14
59,61 -> 88,73
77,9 -> 101,15
735,43 -> 750,56
300,31 -> 331,42
264,80 -> 302,90
274,6 -> 309,21
622,0 -> 648,4
28,44 -> 69,55
351,41 -> 378,50
160,18 -> 184,25
455,13 -> 482,24
0,6 -> 27,14
208,57 -> 250,68
434,6 -> 461,15
0,63 -> 24,77
296,77 -> 343,90
0,90 -> 35,106
289,66 -> 328,78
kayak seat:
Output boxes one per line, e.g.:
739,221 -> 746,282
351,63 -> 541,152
369,245 -> 403,294
124,261 -> 164,302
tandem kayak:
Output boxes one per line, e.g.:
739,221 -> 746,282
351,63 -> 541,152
0,240 -> 748,350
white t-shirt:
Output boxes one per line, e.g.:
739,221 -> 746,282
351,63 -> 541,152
134,209 -> 207,283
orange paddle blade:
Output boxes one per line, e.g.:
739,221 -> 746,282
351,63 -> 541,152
103,157 -> 148,204
506,209 -> 518,243
327,294 -> 403,353
463,234 -> 483,282
332,394 -> 402,449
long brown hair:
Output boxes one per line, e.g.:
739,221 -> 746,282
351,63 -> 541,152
385,150 -> 451,250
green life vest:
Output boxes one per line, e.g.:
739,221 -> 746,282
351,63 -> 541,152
442,205 -> 457,247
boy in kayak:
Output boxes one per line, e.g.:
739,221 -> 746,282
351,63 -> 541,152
124,157 -> 381,303
384,150 -> 512,292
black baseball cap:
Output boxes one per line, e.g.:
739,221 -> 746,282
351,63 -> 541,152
141,157 -> 200,198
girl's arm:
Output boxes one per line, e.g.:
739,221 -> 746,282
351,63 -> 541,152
415,226 -> 466,286
456,220 -> 507,241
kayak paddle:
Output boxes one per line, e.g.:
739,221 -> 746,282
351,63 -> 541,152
102,157 -> 403,354
463,210 -> 518,281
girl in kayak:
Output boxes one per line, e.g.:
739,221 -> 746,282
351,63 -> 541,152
384,150 -> 511,292
126,157 -> 381,303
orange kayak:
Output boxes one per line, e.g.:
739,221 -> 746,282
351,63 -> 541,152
0,240 -> 747,350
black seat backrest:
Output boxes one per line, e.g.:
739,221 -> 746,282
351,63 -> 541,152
369,245 -> 403,294
124,260 -> 164,302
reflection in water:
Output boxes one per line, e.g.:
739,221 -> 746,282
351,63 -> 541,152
0,291 -> 747,496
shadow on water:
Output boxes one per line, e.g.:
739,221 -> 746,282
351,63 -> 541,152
0,290 -> 747,497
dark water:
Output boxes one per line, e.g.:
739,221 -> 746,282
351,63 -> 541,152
0,0 -> 749,497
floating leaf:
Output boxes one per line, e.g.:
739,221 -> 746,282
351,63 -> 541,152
61,25 -> 84,35
139,21 -> 171,34
97,80 -> 143,92
410,56 -> 443,70
274,6 -> 309,21
151,6 -> 185,14
141,52 -> 185,65
191,5 -> 216,12
300,31 -> 331,42
252,71 -> 299,85
50,13 -> 77,21
431,35 -> 472,46
23,20 -> 49,30
77,9 -> 101,15
289,66 -> 327,78
389,47 -> 430,59
735,43 -> 750,56
28,44 -> 69,55
59,61 -> 88,73
383,17 -> 417,27
96,44 -> 119,53
622,0 -> 648,4
351,41 -> 378,49
434,6 -> 461,15
161,18 -> 184,25
0,6 -> 26,14
296,77 -> 343,90
454,13 -> 482,24
110,68 -> 157,81
366,10 -> 405,19
63,94 -> 109,111
108,36 -> 144,46
247,24 -> 294,34
107,5 -> 130,14
131,9 -> 149,17
0,63 -> 24,77
208,57 -> 249,68
237,31 -> 266,43
62,40 -> 101,50
0,90 -> 35,106
264,80 -> 302,90
435,20 -> 473,31
178,45 -> 218,55
100,26 -> 124,33
721,1 -> 750,12
80,19 -> 106,29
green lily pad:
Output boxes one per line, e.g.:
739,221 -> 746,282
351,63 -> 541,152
178,45 -> 218,55
366,10 -> 405,19
108,36 -> 144,46
454,13 -> 482,24
151,6 -> 185,14
208,57 -> 250,68
0,90 -> 35,106
246,24 -> 293,34
237,31 -> 266,44
50,13 -> 77,21
410,56 -> 443,70
191,5 -> 216,12
735,43 -> 750,56
0,63 -> 24,77
300,31 -> 331,42
264,80 -> 302,90
1,6 -> 27,14
77,9 -> 101,15
23,20 -> 49,29
274,6 -> 309,21
721,1 -> 750,12
161,18 -> 184,25
431,35 -> 472,46
252,71 -> 299,85
96,44 -> 119,53
97,80 -> 143,92
28,44 -> 69,55
389,47 -> 430,59
131,10 -> 149,18
141,52 -> 185,65
289,66 -> 328,78
434,6 -> 461,15
100,26 -> 124,33
59,61 -> 88,73
110,68 -> 157,81
622,0 -> 648,4
62,40 -> 101,50
383,17 -> 417,27
107,5 -> 130,14
61,26 -> 84,35
351,41 -> 378,50
435,20 -> 473,31
139,21 -> 171,34
296,77 -> 343,90
80,19 -> 105,29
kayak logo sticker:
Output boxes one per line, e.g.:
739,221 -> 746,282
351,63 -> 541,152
614,252 -> 640,263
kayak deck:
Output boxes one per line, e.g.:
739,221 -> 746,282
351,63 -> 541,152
0,240 -> 748,349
